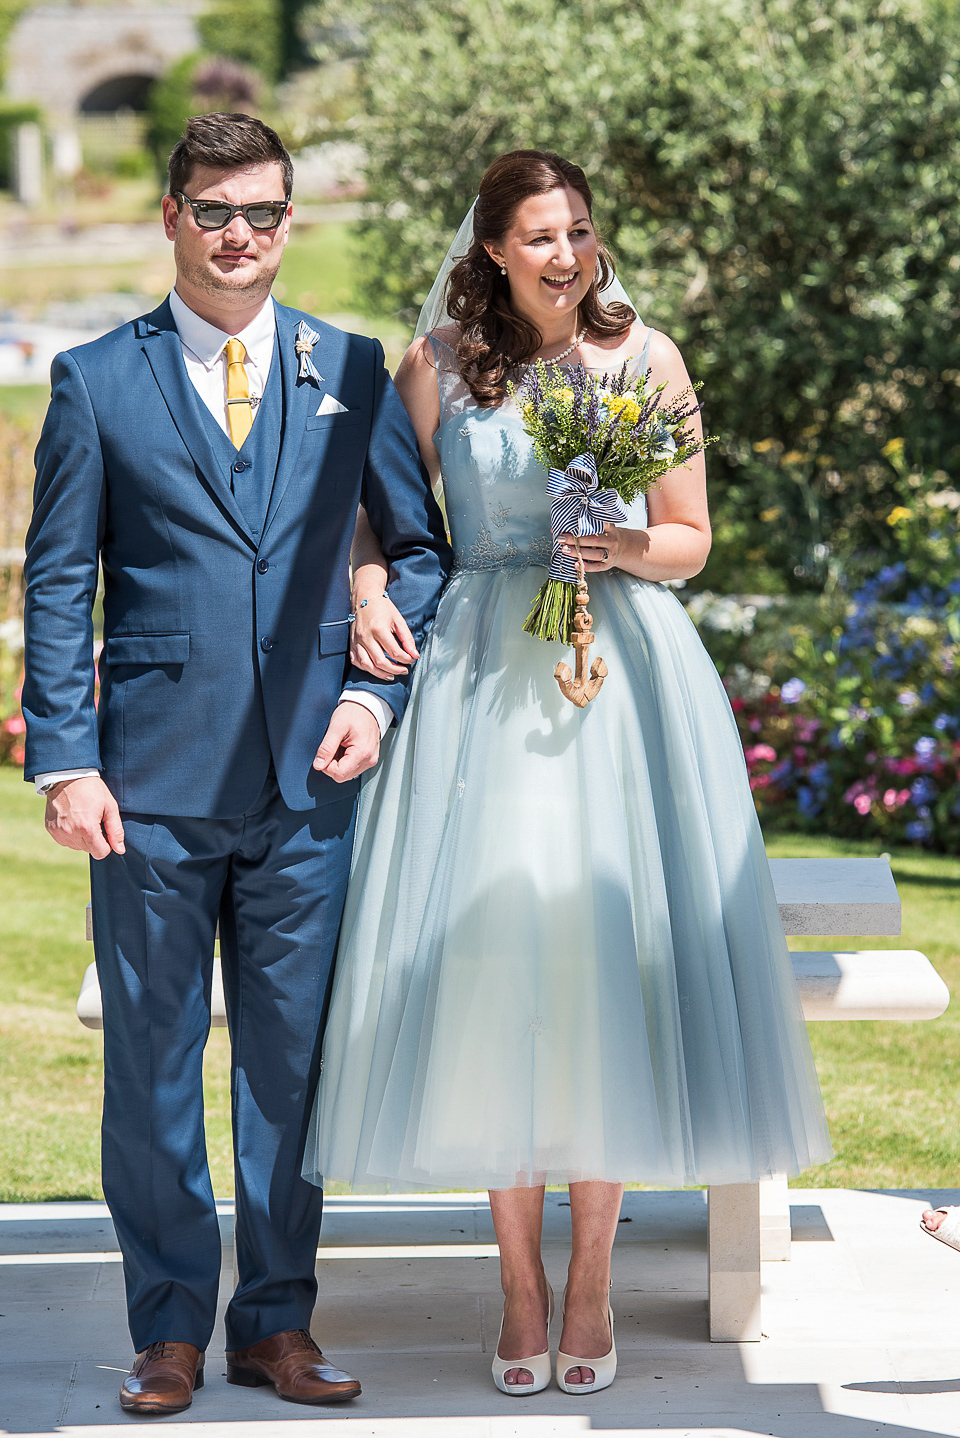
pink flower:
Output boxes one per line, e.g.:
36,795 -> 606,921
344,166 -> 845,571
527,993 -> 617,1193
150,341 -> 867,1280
745,743 -> 777,764
3,715 -> 25,735
10,744 -> 24,766
750,774 -> 773,790
883,788 -> 910,809
854,794 -> 873,815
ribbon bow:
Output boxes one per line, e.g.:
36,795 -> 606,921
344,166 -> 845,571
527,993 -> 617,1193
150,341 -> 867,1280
546,453 -> 629,582
295,321 -> 324,385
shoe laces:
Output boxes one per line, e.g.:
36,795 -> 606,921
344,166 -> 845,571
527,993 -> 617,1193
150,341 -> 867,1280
289,1330 -> 320,1354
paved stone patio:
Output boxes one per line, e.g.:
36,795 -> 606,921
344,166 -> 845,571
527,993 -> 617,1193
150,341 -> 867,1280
3,1187 -> 960,1438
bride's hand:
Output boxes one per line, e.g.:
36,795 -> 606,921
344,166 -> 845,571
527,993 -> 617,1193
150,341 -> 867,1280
558,523 -> 621,572
350,592 -> 420,679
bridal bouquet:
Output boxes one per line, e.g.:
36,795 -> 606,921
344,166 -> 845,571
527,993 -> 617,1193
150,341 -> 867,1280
510,360 -> 706,644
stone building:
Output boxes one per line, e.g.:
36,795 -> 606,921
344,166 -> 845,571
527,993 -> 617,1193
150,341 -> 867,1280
7,0 -> 202,175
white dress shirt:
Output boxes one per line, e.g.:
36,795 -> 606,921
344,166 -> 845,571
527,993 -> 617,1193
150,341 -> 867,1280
35,290 -> 391,793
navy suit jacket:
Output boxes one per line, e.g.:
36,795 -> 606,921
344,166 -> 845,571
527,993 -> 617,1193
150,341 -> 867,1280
22,298 -> 451,816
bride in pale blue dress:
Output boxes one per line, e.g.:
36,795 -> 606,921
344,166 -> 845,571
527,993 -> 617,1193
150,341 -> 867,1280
304,149 -> 831,1396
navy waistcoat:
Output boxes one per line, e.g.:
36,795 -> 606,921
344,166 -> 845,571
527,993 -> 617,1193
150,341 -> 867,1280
194,333 -> 284,536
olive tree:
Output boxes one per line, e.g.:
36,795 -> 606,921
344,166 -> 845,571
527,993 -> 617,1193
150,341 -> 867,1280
307,0 -> 960,590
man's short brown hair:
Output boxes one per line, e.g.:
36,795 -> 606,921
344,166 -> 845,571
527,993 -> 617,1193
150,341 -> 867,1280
168,112 -> 293,198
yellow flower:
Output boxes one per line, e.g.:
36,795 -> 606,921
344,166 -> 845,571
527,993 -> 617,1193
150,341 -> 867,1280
552,386 -> 574,404
882,437 -> 905,459
753,438 -> 778,453
886,506 -> 911,526
604,395 -> 641,425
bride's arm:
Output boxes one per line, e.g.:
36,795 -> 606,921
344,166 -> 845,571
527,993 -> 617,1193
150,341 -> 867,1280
349,507 -> 419,678
561,331 -> 711,581
349,337 -> 445,677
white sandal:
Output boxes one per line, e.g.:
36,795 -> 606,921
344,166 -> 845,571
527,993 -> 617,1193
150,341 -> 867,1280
556,1286 -> 617,1396
491,1284 -> 555,1396
920,1206 -> 960,1252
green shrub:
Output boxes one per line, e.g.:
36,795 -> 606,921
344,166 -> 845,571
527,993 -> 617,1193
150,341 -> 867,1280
198,0 -> 282,82
146,54 -> 201,183
0,100 -> 40,190
311,0 -> 960,594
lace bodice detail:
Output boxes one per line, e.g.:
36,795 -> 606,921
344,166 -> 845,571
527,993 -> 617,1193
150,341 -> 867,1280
427,331 -> 649,573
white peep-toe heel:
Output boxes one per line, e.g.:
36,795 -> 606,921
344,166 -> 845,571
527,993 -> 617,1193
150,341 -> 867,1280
556,1286 -> 617,1395
491,1284 -> 555,1396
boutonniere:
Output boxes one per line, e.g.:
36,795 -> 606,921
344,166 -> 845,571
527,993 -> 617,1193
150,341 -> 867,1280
295,320 -> 324,385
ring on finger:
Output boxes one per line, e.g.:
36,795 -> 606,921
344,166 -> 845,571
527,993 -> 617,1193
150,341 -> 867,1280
602,548 -> 609,561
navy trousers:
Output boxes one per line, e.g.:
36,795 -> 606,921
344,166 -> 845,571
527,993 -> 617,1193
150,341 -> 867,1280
89,771 -> 356,1352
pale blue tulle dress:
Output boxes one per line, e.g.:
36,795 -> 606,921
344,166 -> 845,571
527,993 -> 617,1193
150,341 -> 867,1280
303,331 -> 831,1192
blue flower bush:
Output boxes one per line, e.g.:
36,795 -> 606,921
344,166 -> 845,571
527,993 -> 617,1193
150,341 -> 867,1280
686,471 -> 960,848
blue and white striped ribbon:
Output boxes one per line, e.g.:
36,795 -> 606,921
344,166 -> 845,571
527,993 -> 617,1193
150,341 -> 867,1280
546,453 -> 629,582
295,321 -> 324,384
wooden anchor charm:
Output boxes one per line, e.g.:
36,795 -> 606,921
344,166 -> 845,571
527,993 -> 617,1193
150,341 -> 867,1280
555,570 -> 607,708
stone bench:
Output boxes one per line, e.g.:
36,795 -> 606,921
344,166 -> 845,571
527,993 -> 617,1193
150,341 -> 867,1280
77,855 -> 949,1344
708,857 -> 948,1344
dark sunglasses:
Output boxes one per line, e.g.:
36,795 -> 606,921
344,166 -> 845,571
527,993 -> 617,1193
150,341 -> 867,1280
175,192 -> 290,231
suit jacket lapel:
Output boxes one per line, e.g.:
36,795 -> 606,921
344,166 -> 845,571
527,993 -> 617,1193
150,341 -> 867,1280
138,300 -> 258,547
261,306 -> 319,540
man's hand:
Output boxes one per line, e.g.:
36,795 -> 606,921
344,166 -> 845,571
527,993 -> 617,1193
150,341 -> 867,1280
45,776 -> 125,860
313,702 -> 381,783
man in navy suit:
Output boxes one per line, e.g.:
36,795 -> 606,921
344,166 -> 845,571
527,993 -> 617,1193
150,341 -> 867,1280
22,113 -> 450,1413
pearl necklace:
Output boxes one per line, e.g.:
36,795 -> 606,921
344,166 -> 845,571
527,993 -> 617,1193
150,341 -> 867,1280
522,327 -> 587,367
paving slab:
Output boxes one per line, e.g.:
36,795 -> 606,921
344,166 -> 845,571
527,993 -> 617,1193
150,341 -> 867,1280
3,1188 -> 960,1437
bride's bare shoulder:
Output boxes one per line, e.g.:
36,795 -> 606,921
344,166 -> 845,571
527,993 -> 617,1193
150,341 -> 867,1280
582,318 -> 649,368
397,325 -> 459,380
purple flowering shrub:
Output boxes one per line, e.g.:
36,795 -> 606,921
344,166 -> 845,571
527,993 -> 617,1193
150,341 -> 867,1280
686,485 -> 960,846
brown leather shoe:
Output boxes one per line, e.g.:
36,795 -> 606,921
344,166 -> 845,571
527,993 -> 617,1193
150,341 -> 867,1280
226,1329 -> 361,1404
119,1341 -> 204,1414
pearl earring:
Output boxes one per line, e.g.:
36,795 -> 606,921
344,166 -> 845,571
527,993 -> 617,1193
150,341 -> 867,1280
501,266 -> 507,275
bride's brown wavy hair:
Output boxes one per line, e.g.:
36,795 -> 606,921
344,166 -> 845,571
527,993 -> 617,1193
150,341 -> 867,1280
445,149 -> 635,407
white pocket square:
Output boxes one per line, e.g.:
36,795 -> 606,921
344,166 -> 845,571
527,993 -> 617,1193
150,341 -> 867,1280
315,394 -> 349,416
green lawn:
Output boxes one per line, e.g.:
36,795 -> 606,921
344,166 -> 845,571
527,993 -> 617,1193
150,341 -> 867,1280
0,766 -> 957,1200
0,769 -> 232,1201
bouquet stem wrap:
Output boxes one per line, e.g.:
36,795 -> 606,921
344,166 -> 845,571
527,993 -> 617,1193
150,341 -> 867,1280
523,453 -> 628,643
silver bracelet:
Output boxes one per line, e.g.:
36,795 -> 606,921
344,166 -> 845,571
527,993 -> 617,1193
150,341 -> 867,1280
350,591 -> 389,620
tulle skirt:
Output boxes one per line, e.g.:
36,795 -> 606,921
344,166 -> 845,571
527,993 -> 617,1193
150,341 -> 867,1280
304,568 -> 831,1191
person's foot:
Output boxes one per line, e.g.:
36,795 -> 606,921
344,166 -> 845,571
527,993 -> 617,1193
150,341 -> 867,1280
922,1208 -> 947,1233
119,1341 -> 204,1414
497,1278 -> 552,1387
558,1284 -> 613,1386
226,1329 -> 361,1404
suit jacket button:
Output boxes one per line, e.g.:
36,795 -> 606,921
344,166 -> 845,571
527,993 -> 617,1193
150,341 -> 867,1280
257,558 -> 269,574
234,459 -> 249,472
260,636 -> 273,653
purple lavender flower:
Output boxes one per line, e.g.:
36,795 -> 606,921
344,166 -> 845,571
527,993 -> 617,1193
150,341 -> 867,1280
585,385 -> 600,441
914,736 -> 937,759
781,678 -> 807,703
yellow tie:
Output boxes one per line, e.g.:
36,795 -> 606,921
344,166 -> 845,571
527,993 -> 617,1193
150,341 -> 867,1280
225,337 -> 253,449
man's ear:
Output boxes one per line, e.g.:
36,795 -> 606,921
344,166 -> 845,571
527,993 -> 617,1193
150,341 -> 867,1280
161,194 -> 180,242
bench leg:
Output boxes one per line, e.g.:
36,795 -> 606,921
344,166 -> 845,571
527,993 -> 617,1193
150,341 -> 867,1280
759,1173 -> 791,1261
708,1182 -> 761,1342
